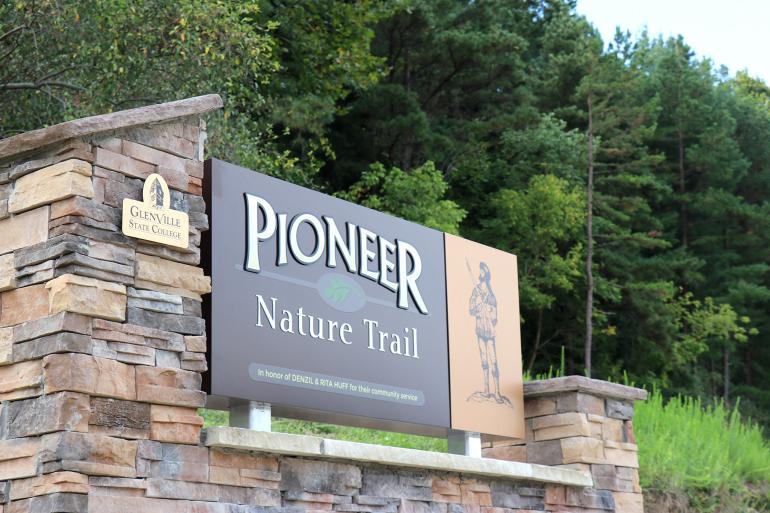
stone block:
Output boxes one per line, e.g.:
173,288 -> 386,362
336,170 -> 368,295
361,468 -> 429,501
49,221 -> 132,247
135,253 -> 210,299
524,397 -> 557,418
89,476 -> 147,497
136,241 -> 200,266
0,206 -> 49,257
90,397 -> 150,439
9,159 -> 93,214
282,458 -> 361,495
145,478 -> 218,501
612,492 -> 644,513
0,360 -> 43,401
50,196 -> 119,225
15,259 -> 55,287
46,274 -> 126,321
564,488 -> 614,510
93,146 -> 155,180
184,335 -> 206,353
481,444 -> 526,462
0,327 -> 10,365
147,444 -> 208,482
126,307 -> 204,335
0,285 -> 50,328
55,253 -> 133,280
127,288 -> 183,314
43,353 -> 136,400
13,312 -> 91,343
526,439 -> 563,466
122,140 -> 187,173
489,482 -> 545,510
221,485 -> 279,506
181,297 -> 202,317
459,479 -> 492,506
603,441 -> 639,468
13,234 -> 88,269
40,432 -> 137,478
602,418 -> 625,443
0,437 -> 40,480
556,392 -> 606,416
9,142 -> 92,180
137,440 -> 163,461
123,127 -> 196,161
92,339 -> 155,366
209,466 -> 281,489
87,241 -> 135,266
180,351 -> 207,372
560,437 -> 605,465
154,349 -> 180,368
606,399 -> 634,420
12,332 -> 93,362
10,471 -> 89,500
532,413 -> 592,441
135,366 -> 205,407
209,449 -> 278,472
7,392 -> 90,437
149,405 -> 203,444
0,254 -> 15,292
91,319 -> 185,352
6,492 -> 87,513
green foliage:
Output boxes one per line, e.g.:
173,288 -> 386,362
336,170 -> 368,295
484,174 -> 584,313
636,388 -> 770,508
339,161 -> 465,234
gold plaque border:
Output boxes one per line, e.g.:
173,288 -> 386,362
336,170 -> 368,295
121,173 -> 190,249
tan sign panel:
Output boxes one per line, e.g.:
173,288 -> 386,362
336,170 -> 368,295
122,173 -> 189,249
445,234 -> 525,439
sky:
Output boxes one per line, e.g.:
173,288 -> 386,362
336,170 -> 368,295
576,0 -> 770,84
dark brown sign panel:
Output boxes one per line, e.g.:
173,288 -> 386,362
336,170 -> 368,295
204,159 -> 450,435
203,159 -> 524,438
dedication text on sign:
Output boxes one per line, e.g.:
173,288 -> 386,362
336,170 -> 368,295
203,159 -> 524,438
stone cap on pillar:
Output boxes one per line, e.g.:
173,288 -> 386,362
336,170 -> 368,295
0,94 -> 223,163
524,376 -> 647,402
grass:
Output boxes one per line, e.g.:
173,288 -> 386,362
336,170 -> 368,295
635,388 -> 770,511
200,409 -> 447,452
635,388 -> 770,490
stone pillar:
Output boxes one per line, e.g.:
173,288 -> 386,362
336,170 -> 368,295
483,377 -> 647,513
0,95 -> 221,512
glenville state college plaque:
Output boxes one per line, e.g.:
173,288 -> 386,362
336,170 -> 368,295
203,159 -> 524,438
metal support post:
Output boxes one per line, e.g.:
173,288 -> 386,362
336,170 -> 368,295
229,401 -> 272,431
447,430 -> 482,457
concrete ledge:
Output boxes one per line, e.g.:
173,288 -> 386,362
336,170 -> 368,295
524,376 -> 647,401
205,427 -> 593,487
0,94 -> 223,162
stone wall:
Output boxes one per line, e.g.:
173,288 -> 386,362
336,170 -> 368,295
484,378 -> 647,513
0,97 -> 647,513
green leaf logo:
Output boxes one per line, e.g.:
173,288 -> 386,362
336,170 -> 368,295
324,278 -> 352,303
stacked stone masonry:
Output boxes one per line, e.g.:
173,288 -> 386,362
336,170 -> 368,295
482,378 -> 647,513
0,97 -> 647,513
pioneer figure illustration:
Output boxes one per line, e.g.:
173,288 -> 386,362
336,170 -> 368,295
467,260 -> 512,407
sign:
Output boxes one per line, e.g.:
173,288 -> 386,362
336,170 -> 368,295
203,159 -> 523,438
122,173 -> 189,249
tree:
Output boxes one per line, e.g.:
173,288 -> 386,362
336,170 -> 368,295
338,161 -> 465,233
